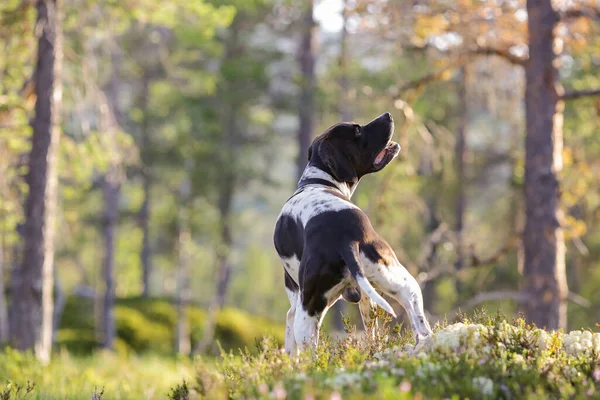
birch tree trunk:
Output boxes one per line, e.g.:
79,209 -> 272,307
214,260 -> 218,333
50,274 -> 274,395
9,0 -> 62,362
296,0 -> 316,181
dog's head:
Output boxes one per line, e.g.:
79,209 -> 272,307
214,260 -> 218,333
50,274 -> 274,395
308,112 -> 400,183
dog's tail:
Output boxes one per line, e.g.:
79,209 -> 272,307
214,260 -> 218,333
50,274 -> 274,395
340,243 -> 396,318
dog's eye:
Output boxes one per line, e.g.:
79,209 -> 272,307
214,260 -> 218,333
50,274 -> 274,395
354,126 -> 361,138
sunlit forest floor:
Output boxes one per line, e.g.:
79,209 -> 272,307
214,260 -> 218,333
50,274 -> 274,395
1,350 -> 194,399
4,310 -> 599,399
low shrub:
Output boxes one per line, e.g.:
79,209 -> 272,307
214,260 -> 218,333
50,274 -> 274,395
56,296 -> 284,355
184,310 -> 600,399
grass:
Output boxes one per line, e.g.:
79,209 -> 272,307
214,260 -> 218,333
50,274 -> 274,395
0,349 -> 194,399
180,309 -> 600,399
3,308 -> 600,399
57,296 -> 285,356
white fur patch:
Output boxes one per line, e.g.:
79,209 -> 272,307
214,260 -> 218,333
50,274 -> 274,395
299,166 -> 357,198
279,188 -> 358,227
281,256 -> 300,285
285,288 -> 298,355
293,305 -> 319,349
359,253 -> 432,338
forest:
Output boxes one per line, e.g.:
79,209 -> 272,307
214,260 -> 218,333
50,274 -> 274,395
1,0 -> 600,398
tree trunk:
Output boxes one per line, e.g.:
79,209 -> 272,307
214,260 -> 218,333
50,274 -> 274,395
140,72 -> 152,298
9,0 -> 62,362
51,268 -> 65,343
175,181 -> 191,356
0,243 -> 8,344
296,0 -> 316,181
521,0 -> 567,330
101,171 -> 119,350
455,66 -> 468,280
99,53 -> 122,350
195,180 -> 234,354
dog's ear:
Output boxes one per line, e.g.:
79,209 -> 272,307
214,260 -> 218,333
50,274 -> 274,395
318,140 -> 356,182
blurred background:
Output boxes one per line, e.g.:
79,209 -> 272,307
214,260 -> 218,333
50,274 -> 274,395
1,0 -> 600,364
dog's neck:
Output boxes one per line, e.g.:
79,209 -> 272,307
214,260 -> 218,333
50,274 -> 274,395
298,166 -> 357,198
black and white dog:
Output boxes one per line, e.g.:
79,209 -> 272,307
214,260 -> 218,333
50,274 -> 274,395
274,112 -> 433,355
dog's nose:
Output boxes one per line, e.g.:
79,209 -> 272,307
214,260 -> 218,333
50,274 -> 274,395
382,112 -> 393,122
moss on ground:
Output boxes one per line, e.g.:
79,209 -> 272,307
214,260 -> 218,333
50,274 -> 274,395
56,296 -> 284,355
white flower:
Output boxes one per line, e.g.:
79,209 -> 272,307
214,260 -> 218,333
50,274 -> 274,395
537,330 -> 548,351
326,372 -> 362,390
513,354 -> 525,364
472,376 -> 494,396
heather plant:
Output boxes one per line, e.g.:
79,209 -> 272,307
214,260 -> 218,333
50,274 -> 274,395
182,310 -> 600,399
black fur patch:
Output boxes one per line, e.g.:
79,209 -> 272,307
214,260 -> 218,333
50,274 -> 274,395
342,287 -> 361,303
284,270 -> 299,292
273,215 -> 304,260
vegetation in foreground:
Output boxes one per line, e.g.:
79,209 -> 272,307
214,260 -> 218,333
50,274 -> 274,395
3,309 -> 600,399
0,350 -> 194,400
183,310 -> 600,399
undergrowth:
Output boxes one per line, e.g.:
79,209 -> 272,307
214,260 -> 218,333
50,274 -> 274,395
179,309 -> 600,399
0,350 -> 194,399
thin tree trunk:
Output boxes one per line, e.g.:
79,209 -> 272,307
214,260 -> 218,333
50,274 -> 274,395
10,0 -> 62,362
99,53 -> 122,350
521,0 -> 567,330
421,197 -> 440,312
339,0 -> 351,124
0,242 -> 8,344
175,180 -> 191,356
455,66 -> 468,279
51,268 -> 65,343
296,0 -> 316,181
140,72 -> 152,298
194,21 -> 239,354
195,178 -> 234,354
196,132 -> 234,353
101,170 -> 119,350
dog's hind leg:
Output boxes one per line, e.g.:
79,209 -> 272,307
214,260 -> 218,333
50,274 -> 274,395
285,288 -> 298,355
377,264 -> 432,341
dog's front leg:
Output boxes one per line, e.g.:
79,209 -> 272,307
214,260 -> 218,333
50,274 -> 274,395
293,302 -> 320,350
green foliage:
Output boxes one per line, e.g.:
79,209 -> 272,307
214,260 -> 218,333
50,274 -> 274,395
167,381 -> 190,400
0,349 -> 194,399
0,381 -> 34,400
56,297 -> 284,355
181,312 -> 600,399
